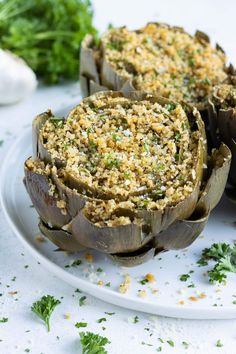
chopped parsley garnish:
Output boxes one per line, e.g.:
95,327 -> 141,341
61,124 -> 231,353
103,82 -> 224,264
133,315 -> 139,323
106,40 -> 127,51
198,243 -> 236,283
202,77 -> 211,85
96,267 -> 103,273
155,163 -> 165,172
65,259 -> 82,268
75,322 -> 88,329
31,295 -> 61,331
50,117 -> 64,128
139,278 -> 149,285
216,339 -> 223,347
188,57 -> 195,66
105,155 -> 120,169
104,312 -> 115,316
167,339 -> 174,347
182,341 -> 189,349
138,198 -> 150,209
187,283 -> 195,288
165,103 -> 176,112
156,347 -> 162,352
86,127 -> 94,134
0,317 -> 8,323
79,296 -> 87,306
123,171 -> 131,179
97,318 -> 107,323
105,282 -> 111,287
141,342 -> 153,346
143,141 -> 150,152
179,274 -> 190,282
75,288 -> 82,293
174,132 -> 182,142
175,153 -> 180,161
112,134 -> 121,142
79,331 -> 110,354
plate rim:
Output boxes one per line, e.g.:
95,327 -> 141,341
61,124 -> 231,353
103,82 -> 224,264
1,127 -> 236,320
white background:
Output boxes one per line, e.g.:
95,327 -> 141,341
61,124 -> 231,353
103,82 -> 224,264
0,1 -> 236,353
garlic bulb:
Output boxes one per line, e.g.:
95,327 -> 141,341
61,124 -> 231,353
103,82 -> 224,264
0,49 -> 37,105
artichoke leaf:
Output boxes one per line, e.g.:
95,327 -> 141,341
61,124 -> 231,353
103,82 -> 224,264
154,210 -> 208,251
33,111 -> 65,167
80,35 -> 100,97
197,143 -> 231,211
71,209 -> 153,254
109,246 -> 155,267
24,160 -> 71,228
39,220 -> 85,252
32,110 -> 53,160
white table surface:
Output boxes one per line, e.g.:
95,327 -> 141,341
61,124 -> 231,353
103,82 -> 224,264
0,1 -> 236,353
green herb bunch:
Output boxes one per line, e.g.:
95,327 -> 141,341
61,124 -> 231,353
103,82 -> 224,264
0,0 -> 97,83
79,331 -> 110,354
198,243 -> 236,284
31,295 -> 61,331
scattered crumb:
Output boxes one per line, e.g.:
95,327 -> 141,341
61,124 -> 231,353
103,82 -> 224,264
145,273 -> 156,283
119,274 -> 131,294
64,313 -> 71,320
178,300 -> 185,305
85,253 -> 93,263
8,291 -> 18,296
97,280 -> 104,286
189,296 -> 198,302
138,290 -> 147,298
35,235 -> 46,243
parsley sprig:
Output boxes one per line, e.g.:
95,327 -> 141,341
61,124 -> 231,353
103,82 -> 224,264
31,295 -> 61,331
0,0 -> 97,83
79,331 -> 110,354
198,243 -> 236,283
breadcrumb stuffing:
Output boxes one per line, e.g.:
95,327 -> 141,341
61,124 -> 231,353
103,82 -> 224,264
103,23 -> 227,106
39,93 -> 201,227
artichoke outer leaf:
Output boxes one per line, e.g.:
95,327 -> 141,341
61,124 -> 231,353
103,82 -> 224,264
32,111 -> 53,160
71,210 -> 153,254
109,246 -> 155,267
80,35 -> 100,97
39,220 -> 85,252
207,100 -> 220,147
217,109 -> 236,185
89,79 -> 109,96
154,211 -> 209,251
24,160 -> 71,228
50,171 -> 87,218
33,111 -> 65,167
197,143 -> 231,211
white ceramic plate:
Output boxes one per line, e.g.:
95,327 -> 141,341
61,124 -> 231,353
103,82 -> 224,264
1,113 -> 236,319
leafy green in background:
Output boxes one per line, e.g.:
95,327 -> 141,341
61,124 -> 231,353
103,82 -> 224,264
0,0 -> 97,83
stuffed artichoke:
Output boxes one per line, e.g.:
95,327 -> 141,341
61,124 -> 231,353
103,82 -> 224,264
208,73 -> 236,195
24,91 -> 231,266
80,23 -> 228,111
